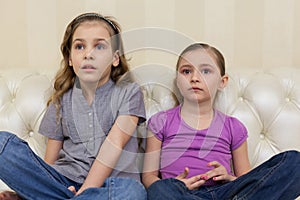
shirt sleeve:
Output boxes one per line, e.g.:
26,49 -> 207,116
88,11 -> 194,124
38,102 -> 64,141
230,117 -> 248,151
147,111 -> 168,141
116,82 -> 146,124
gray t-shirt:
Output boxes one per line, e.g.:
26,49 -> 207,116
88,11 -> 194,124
39,79 -> 146,184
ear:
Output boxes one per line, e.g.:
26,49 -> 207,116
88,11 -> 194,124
218,74 -> 228,90
69,59 -> 73,66
112,51 -> 120,67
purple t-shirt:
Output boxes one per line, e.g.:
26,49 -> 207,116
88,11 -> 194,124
148,105 -> 247,186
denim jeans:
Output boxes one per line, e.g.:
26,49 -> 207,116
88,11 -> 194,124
0,131 -> 146,200
147,150 -> 300,200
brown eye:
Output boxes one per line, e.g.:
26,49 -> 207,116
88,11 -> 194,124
74,44 -> 84,50
181,69 -> 191,74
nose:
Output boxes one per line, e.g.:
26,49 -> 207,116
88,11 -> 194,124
191,70 -> 201,83
84,47 -> 95,60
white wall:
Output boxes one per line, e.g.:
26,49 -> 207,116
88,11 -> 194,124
0,0 -> 299,71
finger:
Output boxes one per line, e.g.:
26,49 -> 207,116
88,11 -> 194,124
68,186 -> 76,194
204,163 -> 227,180
189,179 -> 206,190
212,175 -> 226,181
176,167 -> 189,179
201,169 -> 217,180
207,161 -> 221,168
213,174 -> 237,182
186,175 -> 202,185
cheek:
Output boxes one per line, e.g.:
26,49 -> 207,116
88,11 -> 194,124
206,79 -> 221,92
70,52 -> 80,65
176,76 -> 189,91
98,51 -> 114,62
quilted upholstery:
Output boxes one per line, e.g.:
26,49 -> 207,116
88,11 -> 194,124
1,66 -> 300,192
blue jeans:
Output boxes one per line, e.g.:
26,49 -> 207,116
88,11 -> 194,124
0,131 -> 146,200
147,150 -> 300,200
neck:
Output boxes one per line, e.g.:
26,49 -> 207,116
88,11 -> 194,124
181,99 -> 214,117
82,88 -> 96,106
180,100 -> 214,130
79,82 -> 98,106
78,78 -> 110,106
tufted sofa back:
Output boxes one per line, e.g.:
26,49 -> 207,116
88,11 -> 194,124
1,67 -> 300,191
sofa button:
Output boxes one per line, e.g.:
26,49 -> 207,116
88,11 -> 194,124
260,134 -> 265,139
239,97 -> 243,101
29,131 -> 34,137
285,97 -> 290,102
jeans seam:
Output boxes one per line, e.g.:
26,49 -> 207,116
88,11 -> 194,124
0,176 -> 36,200
26,142 -> 68,188
173,179 -> 189,193
0,132 -> 14,154
238,152 -> 287,199
0,137 -> 36,200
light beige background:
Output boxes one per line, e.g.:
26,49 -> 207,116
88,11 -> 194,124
1,0 -> 300,71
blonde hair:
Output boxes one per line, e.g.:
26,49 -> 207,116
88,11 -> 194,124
48,13 -> 129,113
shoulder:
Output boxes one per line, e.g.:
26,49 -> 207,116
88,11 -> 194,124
150,106 -> 179,120
114,81 -> 141,95
216,111 -> 248,137
215,110 -> 245,127
148,106 -> 180,128
111,81 -> 144,107
60,87 -> 73,102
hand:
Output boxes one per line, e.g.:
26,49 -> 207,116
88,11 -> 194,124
68,186 -> 77,195
201,161 -> 236,182
175,167 -> 206,190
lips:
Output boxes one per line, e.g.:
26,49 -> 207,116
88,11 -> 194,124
81,65 -> 96,69
190,87 -> 203,91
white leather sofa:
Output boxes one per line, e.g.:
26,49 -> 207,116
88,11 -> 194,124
1,66 -> 300,196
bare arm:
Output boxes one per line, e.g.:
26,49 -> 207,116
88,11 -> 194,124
142,130 -> 162,188
44,138 -> 63,164
142,131 -> 207,190
201,141 -> 250,182
77,115 -> 139,195
232,141 -> 251,177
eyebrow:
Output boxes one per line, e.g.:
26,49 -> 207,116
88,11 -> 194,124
72,38 -> 110,44
179,64 -> 192,68
179,63 -> 214,69
198,63 -> 215,68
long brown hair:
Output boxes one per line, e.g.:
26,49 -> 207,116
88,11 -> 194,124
48,13 -> 129,112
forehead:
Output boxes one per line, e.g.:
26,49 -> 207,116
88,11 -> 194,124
73,21 -> 111,39
179,49 -> 217,67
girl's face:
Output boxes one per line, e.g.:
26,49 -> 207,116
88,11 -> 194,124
69,21 -> 119,87
176,49 -> 228,104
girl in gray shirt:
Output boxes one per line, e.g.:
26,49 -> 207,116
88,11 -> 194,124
0,12 -> 146,200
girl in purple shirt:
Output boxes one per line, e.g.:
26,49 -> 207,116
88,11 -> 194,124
143,43 -> 300,200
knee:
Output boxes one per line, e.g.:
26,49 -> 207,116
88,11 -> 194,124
286,150 -> 300,162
